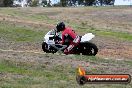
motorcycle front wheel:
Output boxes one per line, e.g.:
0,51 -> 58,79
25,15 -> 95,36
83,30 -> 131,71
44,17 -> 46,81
42,42 -> 50,53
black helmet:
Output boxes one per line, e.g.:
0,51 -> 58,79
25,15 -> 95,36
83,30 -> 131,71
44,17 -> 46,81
56,22 -> 65,32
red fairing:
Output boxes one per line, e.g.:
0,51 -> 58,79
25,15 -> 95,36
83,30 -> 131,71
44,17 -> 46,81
62,27 -> 77,44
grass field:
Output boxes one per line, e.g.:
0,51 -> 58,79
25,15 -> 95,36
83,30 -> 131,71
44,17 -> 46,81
0,7 -> 132,88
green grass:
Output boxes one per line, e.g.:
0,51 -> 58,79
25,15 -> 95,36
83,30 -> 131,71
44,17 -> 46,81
0,8 -> 58,25
124,60 -> 132,66
0,8 -> 132,41
76,27 -> 132,41
0,22 -> 47,42
0,59 -> 76,88
0,7 -> 132,88
91,29 -> 132,41
0,55 -> 132,88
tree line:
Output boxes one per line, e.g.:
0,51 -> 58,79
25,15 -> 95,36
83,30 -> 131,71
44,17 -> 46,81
0,0 -> 115,7
60,0 -> 115,7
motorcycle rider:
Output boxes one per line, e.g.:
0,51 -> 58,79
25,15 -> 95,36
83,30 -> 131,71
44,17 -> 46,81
56,22 -> 81,55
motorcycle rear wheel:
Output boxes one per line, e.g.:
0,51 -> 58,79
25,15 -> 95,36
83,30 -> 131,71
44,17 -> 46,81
81,42 -> 98,56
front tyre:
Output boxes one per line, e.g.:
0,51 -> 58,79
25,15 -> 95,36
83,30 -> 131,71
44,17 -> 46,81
42,42 -> 49,53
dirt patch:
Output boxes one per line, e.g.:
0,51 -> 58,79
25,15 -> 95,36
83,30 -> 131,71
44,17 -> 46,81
0,39 -> 42,52
0,49 -> 132,75
0,8 -> 132,88
0,50 -> 88,70
98,48 -> 132,59
47,7 -> 132,33
0,7 -> 132,59
90,36 -> 132,59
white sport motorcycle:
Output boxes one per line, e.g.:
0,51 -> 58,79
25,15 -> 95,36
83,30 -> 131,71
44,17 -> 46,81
42,29 -> 98,56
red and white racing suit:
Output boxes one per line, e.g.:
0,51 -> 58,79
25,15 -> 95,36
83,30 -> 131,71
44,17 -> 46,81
61,27 -> 80,54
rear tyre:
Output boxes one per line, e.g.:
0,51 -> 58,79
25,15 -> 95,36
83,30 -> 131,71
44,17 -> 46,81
81,42 -> 98,56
